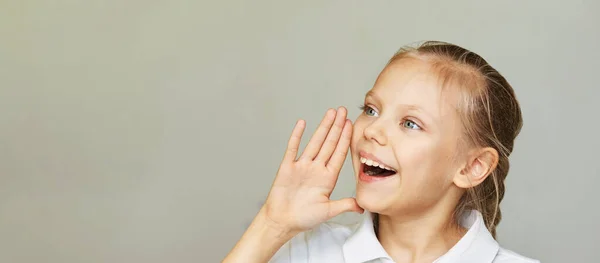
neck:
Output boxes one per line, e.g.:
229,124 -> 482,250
376,199 -> 466,263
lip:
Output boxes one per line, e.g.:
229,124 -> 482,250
358,163 -> 396,183
357,150 -> 397,183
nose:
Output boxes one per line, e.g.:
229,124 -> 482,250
363,119 -> 388,146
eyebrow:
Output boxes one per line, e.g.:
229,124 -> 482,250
365,90 -> 381,104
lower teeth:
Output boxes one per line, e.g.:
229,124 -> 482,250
371,172 -> 390,177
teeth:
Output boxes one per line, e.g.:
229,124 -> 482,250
360,157 -> 395,172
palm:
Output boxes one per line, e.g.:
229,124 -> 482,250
262,108 -> 363,233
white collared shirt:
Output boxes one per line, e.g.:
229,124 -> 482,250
269,210 -> 539,263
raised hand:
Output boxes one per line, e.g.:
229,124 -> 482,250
261,107 -> 364,234
222,107 -> 362,263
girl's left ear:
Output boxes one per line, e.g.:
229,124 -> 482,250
453,147 -> 499,189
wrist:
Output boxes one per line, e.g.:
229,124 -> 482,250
253,207 -> 298,242
222,208 -> 298,263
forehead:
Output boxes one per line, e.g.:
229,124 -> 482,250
368,58 -> 460,118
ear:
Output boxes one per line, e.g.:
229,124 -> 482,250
453,147 -> 499,189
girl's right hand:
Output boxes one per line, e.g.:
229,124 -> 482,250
222,107 -> 363,263
260,107 -> 364,235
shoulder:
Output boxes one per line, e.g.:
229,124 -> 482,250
269,221 -> 357,263
493,247 -> 540,263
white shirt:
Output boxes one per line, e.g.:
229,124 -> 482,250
269,210 -> 539,263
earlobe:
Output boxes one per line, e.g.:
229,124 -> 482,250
453,147 -> 499,189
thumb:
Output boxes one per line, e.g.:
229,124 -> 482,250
327,198 -> 364,219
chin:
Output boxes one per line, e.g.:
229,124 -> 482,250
355,184 -> 395,214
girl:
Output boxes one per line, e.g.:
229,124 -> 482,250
223,41 -> 539,263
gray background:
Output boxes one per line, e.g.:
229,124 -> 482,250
1,1 -> 599,262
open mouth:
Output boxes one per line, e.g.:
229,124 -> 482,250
360,157 -> 397,177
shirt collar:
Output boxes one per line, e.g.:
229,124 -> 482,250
342,210 -> 499,263
343,211 -> 392,263
433,210 -> 499,263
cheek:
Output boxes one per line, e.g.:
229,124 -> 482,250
395,138 -> 436,170
394,138 -> 455,190
349,119 -> 364,172
350,118 -> 366,151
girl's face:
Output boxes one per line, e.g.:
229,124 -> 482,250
350,58 -> 467,216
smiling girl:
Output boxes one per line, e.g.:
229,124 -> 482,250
222,41 -> 539,263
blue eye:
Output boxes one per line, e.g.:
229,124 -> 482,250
360,105 -> 378,117
402,120 -> 421,130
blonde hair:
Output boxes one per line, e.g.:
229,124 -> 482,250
388,41 -> 523,238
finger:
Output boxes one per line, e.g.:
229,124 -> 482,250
327,198 -> 364,219
299,109 -> 336,161
326,119 -> 352,171
314,107 -> 347,163
283,119 -> 306,163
